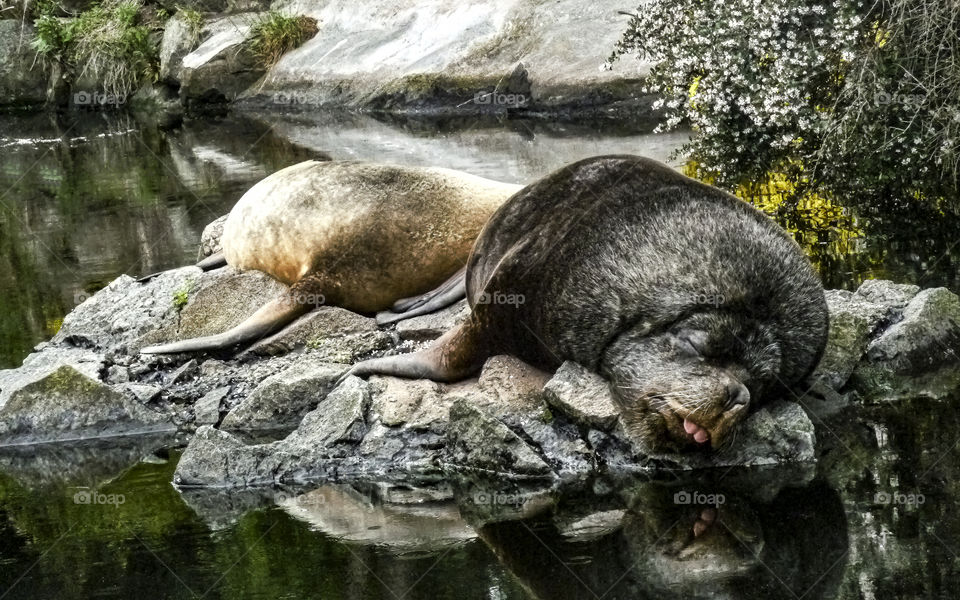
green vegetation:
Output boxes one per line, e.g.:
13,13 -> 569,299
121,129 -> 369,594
610,0 -> 960,204
32,0 -> 159,98
248,11 -> 318,68
540,407 -> 554,424
176,5 -> 205,43
172,284 -> 190,310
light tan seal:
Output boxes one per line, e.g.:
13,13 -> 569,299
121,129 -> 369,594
141,160 -> 521,354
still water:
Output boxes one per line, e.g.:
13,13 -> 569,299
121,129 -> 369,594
1,111 -> 959,599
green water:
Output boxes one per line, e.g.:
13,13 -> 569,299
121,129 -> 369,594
3,394 -> 960,599
2,110 -> 960,599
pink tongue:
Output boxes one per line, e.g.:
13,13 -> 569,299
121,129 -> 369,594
683,418 -> 710,444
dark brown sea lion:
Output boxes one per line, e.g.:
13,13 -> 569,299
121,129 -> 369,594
141,160 -> 521,354
347,155 -> 828,452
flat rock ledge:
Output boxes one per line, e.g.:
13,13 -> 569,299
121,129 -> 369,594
2,249 -> 959,484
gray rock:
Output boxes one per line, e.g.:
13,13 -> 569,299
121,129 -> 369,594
240,0 -> 653,117
707,400 -> 816,467
220,358 -> 347,431
105,364 -> 130,384
472,356 -> 592,476
53,269 -> 202,354
179,14 -> 264,104
245,306 -> 394,360
0,365 -> 173,444
543,361 -> 619,430
165,266 -> 287,342
174,425 -> 279,487
0,21 -> 48,107
121,383 -> 164,404
197,214 -> 228,260
0,347 -> 105,409
813,290 -> 889,390
395,299 -> 470,341
445,399 -> 555,478
852,287 -> 960,399
476,355 -> 550,409
286,376 -> 371,446
854,279 -> 920,309
194,386 -> 230,426
368,375 -> 450,431
168,359 -> 199,385
159,12 -> 203,84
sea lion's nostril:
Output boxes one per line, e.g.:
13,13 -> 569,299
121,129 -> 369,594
725,382 -> 750,409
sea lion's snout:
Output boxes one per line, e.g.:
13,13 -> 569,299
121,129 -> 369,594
681,379 -> 750,446
602,318 -> 772,454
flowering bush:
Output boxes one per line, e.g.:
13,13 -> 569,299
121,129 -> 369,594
610,0 -> 959,198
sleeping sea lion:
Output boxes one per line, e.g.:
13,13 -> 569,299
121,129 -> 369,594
141,160 -> 522,354
346,155 -> 828,452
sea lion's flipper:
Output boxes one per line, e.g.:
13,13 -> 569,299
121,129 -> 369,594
377,269 -> 467,326
388,266 -> 466,314
136,252 -> 228,283
345,317 -> 488,383
196,252 -> 227,271
140,295 -> 308,354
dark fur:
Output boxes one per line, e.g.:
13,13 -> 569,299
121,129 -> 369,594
349,155 -> 828,452
464,155 -> 828,451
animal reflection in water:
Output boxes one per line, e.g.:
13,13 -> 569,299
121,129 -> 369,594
274,477 -> 847,600
470,478 -> 847,600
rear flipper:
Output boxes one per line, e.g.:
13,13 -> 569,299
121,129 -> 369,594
377,266 -> 467,326
140,293 -> 309,354
344,317 -> 488,383
137,252 -> 228,284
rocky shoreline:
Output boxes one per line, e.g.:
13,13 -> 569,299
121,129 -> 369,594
1,218 -> 958,488
0,1 -> 656,120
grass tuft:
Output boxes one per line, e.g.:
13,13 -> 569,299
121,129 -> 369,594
248,11 -> 318,68
32,0 -> 159,98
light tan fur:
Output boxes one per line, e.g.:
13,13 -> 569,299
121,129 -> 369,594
141,160 -> 520,355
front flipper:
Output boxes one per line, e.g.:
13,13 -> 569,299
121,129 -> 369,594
345,316 -> 488,383
140,293 -> 309,354
377,266 -> 467,326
